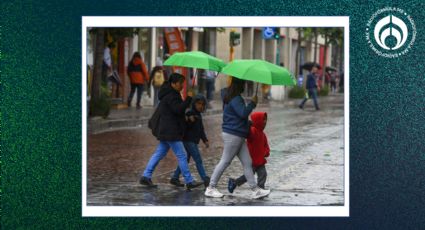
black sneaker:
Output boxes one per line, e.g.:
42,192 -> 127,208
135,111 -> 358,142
228,178 -> 237,193
203,176 -> 210,188
170,178 -> 184,187
139,176 -> 157,188
185,181 -> 204,190
298,105 -> 304,110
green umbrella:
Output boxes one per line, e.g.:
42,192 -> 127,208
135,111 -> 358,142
221,59 -> 296,86
163,51 -> 226,72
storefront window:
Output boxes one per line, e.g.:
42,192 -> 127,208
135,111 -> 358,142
156,28 -> 165,65
138,28 -> 152,71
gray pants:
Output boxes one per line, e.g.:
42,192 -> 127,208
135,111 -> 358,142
209,132 -> 257,189
235,165 -> 267,189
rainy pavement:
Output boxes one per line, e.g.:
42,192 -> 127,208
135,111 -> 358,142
87,94 -> 345,206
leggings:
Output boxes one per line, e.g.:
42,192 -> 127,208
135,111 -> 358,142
209,132 -> 257,189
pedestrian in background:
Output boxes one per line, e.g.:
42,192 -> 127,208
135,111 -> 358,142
330,71 -> 337,94
127,52 -> 149,109
205,77 -> 270,199
299,65 -> 320,111
149,66 -> 165,107
204,70 -> 216,108
102,42 -> 115,82
170,94 -> 210,188
228,111 -> 270,193
140,73 -> 199,190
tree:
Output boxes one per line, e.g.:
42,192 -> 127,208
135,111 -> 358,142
295,28 -> 314,77
313,28 -> 318,63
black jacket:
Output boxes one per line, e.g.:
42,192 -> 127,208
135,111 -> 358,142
183,95 -> 208,144
157,83 -> 192,141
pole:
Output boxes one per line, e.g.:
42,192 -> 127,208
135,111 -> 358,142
276,38 -> 280,65
229,33 -> 234,86
230,46 -> 234,62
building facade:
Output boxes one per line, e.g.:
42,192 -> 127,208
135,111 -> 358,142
87,27 -> 337,108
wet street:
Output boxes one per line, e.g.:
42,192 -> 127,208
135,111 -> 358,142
87,94 -> 345,206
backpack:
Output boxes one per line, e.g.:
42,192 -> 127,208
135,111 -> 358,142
148,104 -> 161,137
153,71 -> 165,87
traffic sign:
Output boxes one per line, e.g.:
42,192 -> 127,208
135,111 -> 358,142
263,27 -> 275,39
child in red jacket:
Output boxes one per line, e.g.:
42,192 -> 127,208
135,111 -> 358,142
228,111 -> 270,193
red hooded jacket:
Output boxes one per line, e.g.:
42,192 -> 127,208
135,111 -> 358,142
247,112 -> 270,167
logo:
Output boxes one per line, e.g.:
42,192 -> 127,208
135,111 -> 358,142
366,7 -> 416,58
263,27 -> 275,39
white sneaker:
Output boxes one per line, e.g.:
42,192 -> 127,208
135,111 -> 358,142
204,187 -> 224,198
251,187 -> 270,199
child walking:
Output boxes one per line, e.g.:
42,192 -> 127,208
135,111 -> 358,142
228,112 -> 270,193
170,94 -> 211,188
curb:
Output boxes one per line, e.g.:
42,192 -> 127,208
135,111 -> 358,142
88,94 -> 344,134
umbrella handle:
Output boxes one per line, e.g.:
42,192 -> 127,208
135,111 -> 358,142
255,82 -> 259,96
192,69 -> 197,88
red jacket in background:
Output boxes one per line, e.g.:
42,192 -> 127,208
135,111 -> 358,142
128,57 -> 149,84
247,112 -> 270,167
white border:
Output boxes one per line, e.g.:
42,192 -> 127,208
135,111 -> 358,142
82,16 -> 349,217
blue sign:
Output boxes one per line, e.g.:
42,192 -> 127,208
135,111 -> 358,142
263,27 -> 275,39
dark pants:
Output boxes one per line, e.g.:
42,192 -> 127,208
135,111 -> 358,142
331,81 -> 337,93
299,88 -> 319,110
235,165 -> 267,189
205,78 -> 215,101
128,84 -> 143,106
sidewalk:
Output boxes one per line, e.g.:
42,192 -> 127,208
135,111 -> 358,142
88,99 -> 224,134
88,93 -> 344,134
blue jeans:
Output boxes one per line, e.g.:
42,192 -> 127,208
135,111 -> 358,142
299,88 -> 319,110
143,141 -> 194,183
172,142 -> 208,181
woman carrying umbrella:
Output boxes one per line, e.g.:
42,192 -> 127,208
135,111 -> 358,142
204,77 -> 271,199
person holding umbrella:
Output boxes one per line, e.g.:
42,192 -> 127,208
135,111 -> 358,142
204,77 -> 271,199
299,65 -> 320,111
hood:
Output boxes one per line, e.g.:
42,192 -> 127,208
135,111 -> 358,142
158,82 -> 175,100
250,112 -> 267,131
191,94 -> 207,112
132,57 -> 142,65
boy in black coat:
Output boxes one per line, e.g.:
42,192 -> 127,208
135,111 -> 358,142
170,94 -> 211,188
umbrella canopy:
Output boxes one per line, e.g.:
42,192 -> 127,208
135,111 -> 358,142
325,66 -> 338,72
221,59 -> 295,86
163,51 -> 226,72
301,62 -> 321,71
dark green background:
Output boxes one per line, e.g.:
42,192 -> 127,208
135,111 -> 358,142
2,0 -> 424,228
